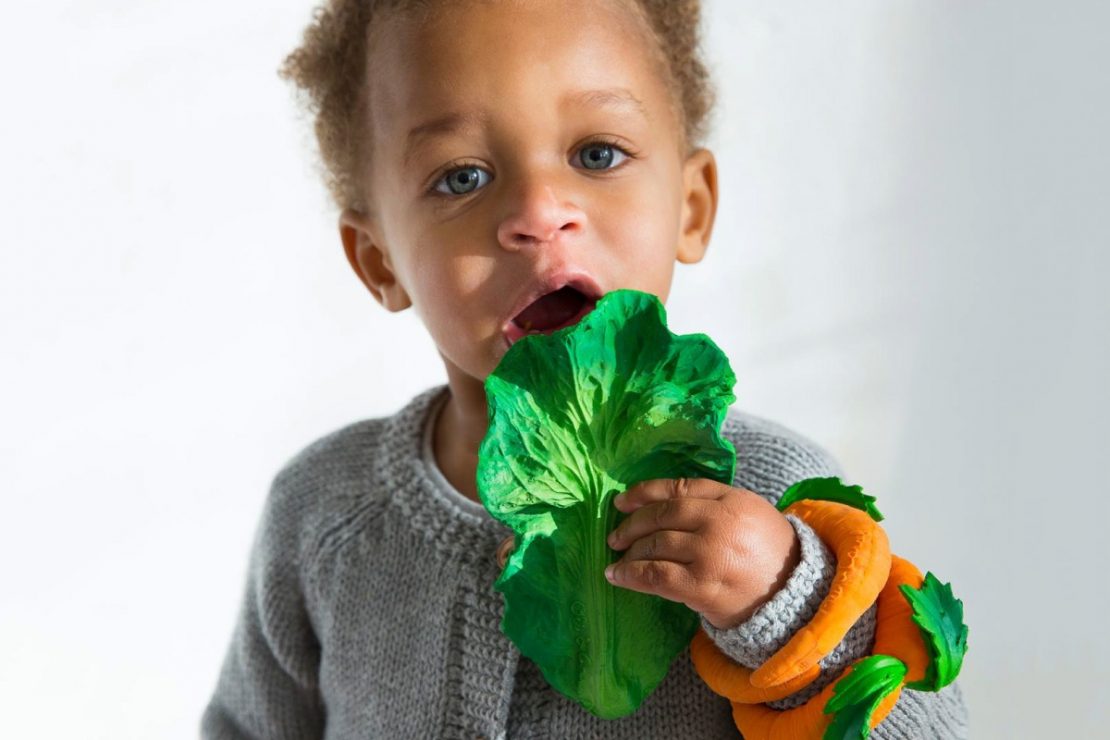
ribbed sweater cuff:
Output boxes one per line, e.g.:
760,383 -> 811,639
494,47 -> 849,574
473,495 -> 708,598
698,513 -> 878,709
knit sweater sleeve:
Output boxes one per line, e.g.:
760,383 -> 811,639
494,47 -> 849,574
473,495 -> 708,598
200,465 -> 326,739
698,413 -> 970,737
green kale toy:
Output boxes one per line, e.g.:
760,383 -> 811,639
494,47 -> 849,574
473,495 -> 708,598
476,288 -> 737,718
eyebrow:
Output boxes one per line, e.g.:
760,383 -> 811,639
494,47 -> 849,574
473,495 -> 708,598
402,87 -> 648,165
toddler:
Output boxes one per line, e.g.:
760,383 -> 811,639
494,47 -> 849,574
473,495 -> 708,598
201,0 -> 969,737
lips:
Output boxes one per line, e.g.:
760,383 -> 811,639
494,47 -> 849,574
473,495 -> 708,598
502,272 -> 604,347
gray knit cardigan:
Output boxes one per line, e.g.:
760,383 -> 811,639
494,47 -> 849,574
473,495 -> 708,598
201,384 -> 968,738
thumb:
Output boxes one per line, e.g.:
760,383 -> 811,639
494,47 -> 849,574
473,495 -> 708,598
496,535 -> 514,570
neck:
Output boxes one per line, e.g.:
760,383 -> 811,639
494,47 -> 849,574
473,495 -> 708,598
432,359 -> 489,504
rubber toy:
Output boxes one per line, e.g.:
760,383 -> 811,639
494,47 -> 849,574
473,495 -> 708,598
691,478 -> 969,739
476,289 -> 737,718
476,290 -> 969,732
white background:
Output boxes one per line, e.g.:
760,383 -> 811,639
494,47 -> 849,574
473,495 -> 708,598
2,0 -> 1107,737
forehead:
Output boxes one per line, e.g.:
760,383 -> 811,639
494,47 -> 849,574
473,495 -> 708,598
364,0 -> 675,160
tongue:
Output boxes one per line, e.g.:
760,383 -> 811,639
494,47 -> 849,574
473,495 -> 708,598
513,286 -> 586,331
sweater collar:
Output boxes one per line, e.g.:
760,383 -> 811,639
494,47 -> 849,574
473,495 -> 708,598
379,384 -> 512,564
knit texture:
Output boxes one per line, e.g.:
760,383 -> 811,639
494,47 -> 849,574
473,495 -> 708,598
700,514 -> 879,711
201,384 -> 969,738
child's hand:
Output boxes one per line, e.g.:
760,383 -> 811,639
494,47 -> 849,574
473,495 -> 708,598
605,479 -> 800,630
494,479 -> 801,631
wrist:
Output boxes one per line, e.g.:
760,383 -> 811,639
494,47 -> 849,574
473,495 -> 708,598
706,513 -> 801,630
699,514 -> 836,670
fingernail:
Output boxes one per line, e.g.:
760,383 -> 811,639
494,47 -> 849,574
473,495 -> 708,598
605,565 -> 616,581
613,493 -> 625,506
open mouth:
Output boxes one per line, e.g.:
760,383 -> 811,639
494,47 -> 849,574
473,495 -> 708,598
504,285 -> 597,346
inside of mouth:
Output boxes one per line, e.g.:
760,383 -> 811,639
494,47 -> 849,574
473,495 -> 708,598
513,286 -> 588,332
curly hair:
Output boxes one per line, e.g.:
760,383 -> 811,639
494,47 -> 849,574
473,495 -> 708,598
278,0 -> 717,213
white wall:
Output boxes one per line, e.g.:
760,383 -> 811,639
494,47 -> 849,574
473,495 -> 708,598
694,3 -> 1110,737
1,1 -> 1105,737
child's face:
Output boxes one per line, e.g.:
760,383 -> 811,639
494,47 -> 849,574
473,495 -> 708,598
341,0 -> 717,386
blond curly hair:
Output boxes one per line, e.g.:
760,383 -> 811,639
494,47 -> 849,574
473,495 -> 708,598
279,0 -> 717,213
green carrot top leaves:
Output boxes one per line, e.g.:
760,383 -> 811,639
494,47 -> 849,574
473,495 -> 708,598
900,573 -> 969,691
777,477 -> 885,522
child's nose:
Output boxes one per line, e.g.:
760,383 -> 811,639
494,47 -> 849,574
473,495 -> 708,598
496,182 -> 585,252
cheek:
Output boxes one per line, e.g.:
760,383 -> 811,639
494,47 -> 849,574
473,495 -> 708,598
410,249 -> 499,330
595,184 -> 682,295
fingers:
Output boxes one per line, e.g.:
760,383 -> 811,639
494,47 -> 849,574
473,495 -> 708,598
608,478 -> 726,552
496,535 -> 514,569
607,496 -> 712,551
613,477 -> 728,513
605,558 -> 699,602
602,479 -> 738,606
616,529 -> 700,564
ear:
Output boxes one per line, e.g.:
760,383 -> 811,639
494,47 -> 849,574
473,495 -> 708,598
676,147 -> 719,265
339,208 -> 413,312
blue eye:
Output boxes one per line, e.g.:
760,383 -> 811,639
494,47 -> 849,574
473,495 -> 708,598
576,142 -> 628,170
433,166 -> 491,196
429,139 -> 633,197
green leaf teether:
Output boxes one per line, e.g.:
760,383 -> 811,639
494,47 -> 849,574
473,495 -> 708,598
477,289 -> 737,718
